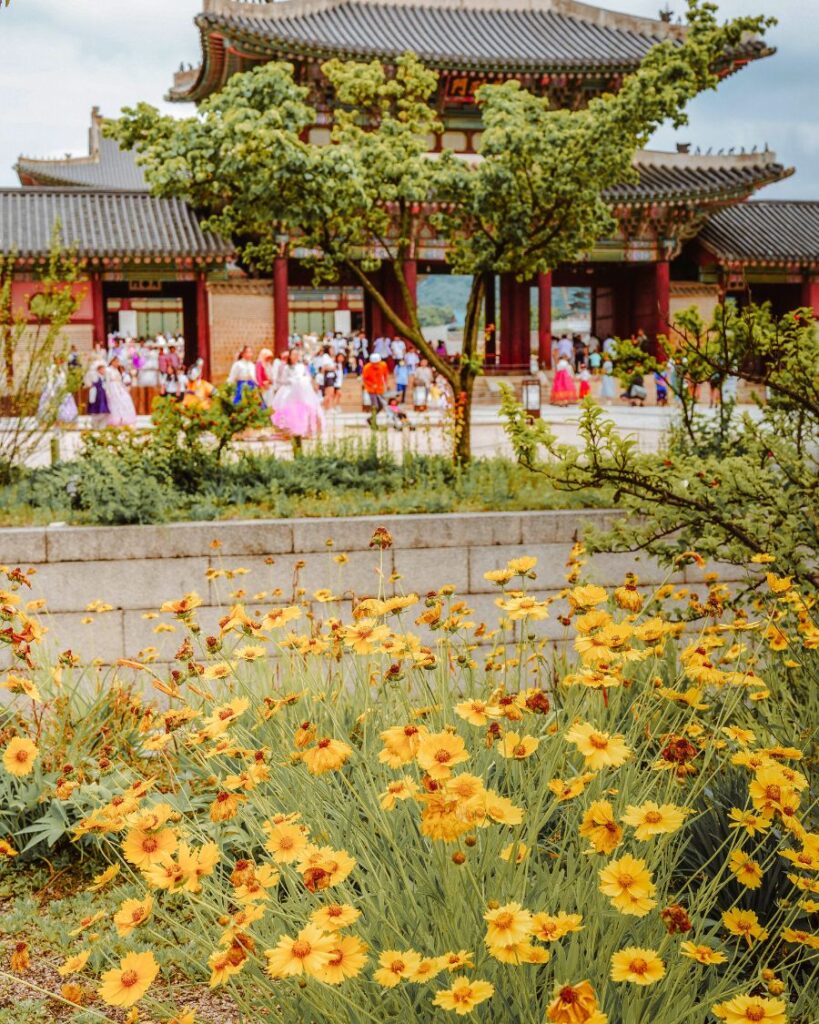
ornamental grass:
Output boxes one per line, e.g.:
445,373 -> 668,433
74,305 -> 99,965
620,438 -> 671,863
0,538 -> 817,1023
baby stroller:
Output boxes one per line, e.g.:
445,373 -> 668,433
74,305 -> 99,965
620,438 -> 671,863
386,394 -> 416,431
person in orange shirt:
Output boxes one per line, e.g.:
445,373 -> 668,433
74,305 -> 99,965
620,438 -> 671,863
362,352 -> 389,427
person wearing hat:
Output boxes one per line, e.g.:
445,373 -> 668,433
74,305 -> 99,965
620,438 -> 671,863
362,352 -> 389,428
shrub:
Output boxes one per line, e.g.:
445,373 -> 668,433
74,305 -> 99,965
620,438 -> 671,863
0,546 -> 816,1022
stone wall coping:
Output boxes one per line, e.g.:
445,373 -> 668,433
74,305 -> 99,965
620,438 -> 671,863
0,509 -> 619,565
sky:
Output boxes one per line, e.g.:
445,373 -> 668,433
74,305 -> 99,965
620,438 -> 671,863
0,0 -> 816,197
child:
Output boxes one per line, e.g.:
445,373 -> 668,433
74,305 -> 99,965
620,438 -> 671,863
589,350 -> 602,374
600,359 -> 617,403
578,363 -> 591,399
394,359 -> 409,403
387,395 -> 415,431
654,370 -> 669,406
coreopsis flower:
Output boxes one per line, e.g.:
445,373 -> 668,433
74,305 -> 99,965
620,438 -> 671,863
712,994 -> 787,1024
296,845 -> 356,892
781,927 -> 819,949
69,911 -> 107,936
98,951 -> 160,1008
318,935 -> 368,984
484,568 -> 515,586
113,896 -> 154,937
614,577 -> 643,611
549,773 -> 596,802
10,941 -> 29,972
766,573 -> 792,594
598,855 -> 657,917
727,808 -> 772,836
58,950 -> 91,977
420,791 -> 473,842
209,791 -> 244,822
546,979 -> 606,1023
416,731 -> 470,780
160,592 -> 203,616
749,765 -> 797,816
531,912 -> 584,942
722,908 -> 768,946
433,976 -> 494,1015
498,732 -> 539,759
0,839 -> 18,858
728,849 -> 764,889
679,941 -> 727,964
379,723 -> 428,767
373,949 -> 422,987
477,789 -> 524,826
609,947 -> 665,985
310,903 -> 361,932
260,605 -> 301,631
263,820 -> 310,862
122,826 -> 177,869
483,902 -> 533,948
441,950 -> 474,972
455,699 -> 500,726
0,674 -> 41,701
302,737 -> 353,775
565,722 -> 631,770
578,800 -> 623,855
489,940 -> 550,965
208,944 -> 247,987
410,956 -> 446,983
569,585 -> 608,609
496,594 -> 550,621
177,841 -> 220,892
379,776 -> 420,810
500,841 -> 529,863
233,863 -> 280,903
621,801 -> 689,840
266,924 -> 335,979
660,903 -> 692,934
342,618 -> 391,654
2,737 -> 39,777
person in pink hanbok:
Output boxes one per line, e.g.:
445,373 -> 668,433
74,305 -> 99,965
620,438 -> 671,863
271,349 -> 324,447
104,357 -> 137,426
550,356 -> 578,406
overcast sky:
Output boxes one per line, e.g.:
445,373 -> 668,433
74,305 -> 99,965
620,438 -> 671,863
0,0 -> 816,197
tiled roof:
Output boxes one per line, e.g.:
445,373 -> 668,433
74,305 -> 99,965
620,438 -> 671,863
0,189 -> 232,261
16,109 -> 147,191
698,201 -> 819,266
606,150 -> 792,205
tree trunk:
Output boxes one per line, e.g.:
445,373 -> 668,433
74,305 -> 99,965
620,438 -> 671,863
453,369 -> 473,466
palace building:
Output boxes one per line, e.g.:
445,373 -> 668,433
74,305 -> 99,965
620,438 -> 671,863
3,0 -> 819,379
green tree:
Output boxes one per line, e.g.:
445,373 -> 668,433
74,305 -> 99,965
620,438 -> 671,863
0,231 -> 83,482
501,302 -> 819,591
108,0 -> 771,464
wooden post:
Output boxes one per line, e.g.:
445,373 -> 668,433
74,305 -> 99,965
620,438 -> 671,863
483,272 -> 496,366
273,255 -> 289,352
802,273 -> 819,315
195,271 -> 211,379
91,272 -> 105,344
654,260 -> 670,359
537,271 -> 552,369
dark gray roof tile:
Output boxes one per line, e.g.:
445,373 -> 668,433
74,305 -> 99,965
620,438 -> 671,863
698,201 -> 819,265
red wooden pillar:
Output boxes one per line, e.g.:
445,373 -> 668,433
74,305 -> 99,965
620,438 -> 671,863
273,255 -> 289,353
195,271 -> 211,379
90,272 -> 105,344
537,271 -> 552,369
802,274 -> 819,315
654,260 -> 670,358
483,272 -> 496,366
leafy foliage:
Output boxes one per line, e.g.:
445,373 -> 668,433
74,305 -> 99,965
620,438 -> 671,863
106,0 -> 772,463
502,303 -> 819,592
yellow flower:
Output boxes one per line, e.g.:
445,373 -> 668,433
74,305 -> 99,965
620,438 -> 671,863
598,855 -> 656,917
296,845 -> 356,891
610,947 -> 665,985
569,585 -> 608,609
727,808 -> 772,836
2,737 -> 39,777
483,902 -> 533,948
373,949 -> 421,987
263,820 -> 309,863
579,800 -> 622,855
728,849 -> 764,889
565,722 -> 630,770
507,556 -> 537,574
0,839 -> 18,858
751,553 -> 775,563
781,927 -> 819,949
546,980 -> 605,1023
498,732 -> 539,760
496,594 -> 550,621
433,976 -> 494,1015
722,908 -> 768,946
379,723 -> 428,767
416,731 -> 470,780
57,950 -> 91,977
341,618 -> 391,654
113,896 -> 154,937
98,951 -> 160,1008
484,568 -> 515,586
309,903 -> 361,932
621,801 -> 688,840
379,776 -> 420,810
265,924 -> 335,979
302,737 -> 353,775
679,941 -> 727,965
549,773 -> 596,802
409,956 -> 446,983
712,994 -> 787,1023
766,573 -> 792,594
318,935 -> 368,984
531,912 -> 584,942
441,950 -> 474,972
488,941 -> 550,964
160,592 -> 203,615
500,841 -> 529,863
122,826 -> 177,869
